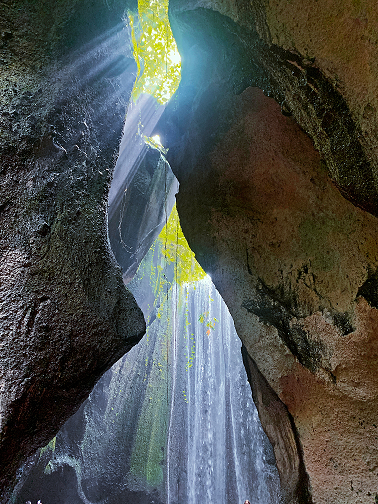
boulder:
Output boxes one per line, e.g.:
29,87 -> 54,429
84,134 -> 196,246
0,0 -> 145,498
161,4 -> 378,502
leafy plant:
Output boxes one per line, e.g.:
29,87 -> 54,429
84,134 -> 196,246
129,0 -> 181,104
157,204 -> 206,285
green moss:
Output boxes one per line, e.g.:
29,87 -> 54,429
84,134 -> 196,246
128,392 -> 167,487
127,303 -> 171,488
39,436 -> 56,457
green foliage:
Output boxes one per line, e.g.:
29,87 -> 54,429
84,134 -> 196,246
186,335 -> 196,371
157,204 -> 206,285
127,383 -> 168,487
129,0 -> 181,104
39,436 -> 56,457
144,134 -> 168,155
198,311 -> 218,335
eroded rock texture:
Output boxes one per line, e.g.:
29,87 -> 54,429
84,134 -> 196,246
0,0 -> 145,499
161,3 -> 378,503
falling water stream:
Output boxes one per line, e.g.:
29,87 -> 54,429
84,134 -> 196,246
161,278 -> 280,504
9,2 -> 282,502
11,220 -> 280,504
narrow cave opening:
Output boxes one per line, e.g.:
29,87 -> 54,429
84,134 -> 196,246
8,2 -> 282,503
10,195 -> 281,503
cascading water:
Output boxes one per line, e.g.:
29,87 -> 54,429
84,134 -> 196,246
164,277 -> 280,504
10,200 -> 281,504
9,2 -> 282,502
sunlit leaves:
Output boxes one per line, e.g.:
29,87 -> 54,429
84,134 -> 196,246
198,311 -> 218,336
157,204 -> 206,285
129,0 -> 181,104
143,134 -> 168,154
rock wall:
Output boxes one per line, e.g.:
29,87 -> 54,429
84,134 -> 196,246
0,0 -> 145,499
161,4 -> 378,503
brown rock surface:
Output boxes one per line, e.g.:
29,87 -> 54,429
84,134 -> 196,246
162,5 -> 378,499
242,346 -> 311,504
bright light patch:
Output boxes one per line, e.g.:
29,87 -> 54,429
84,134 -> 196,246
168,48 -> 181,66
129,0 -> 181,104
144,133 -> 168,154
157,204 -> 206,285
151,134 -> 162,146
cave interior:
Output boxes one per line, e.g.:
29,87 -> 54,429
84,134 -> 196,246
2,0 -> 378,503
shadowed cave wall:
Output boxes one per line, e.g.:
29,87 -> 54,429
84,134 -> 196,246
2,0 -> 378,503
0,0 -> 146,498
160,2 -> 378,503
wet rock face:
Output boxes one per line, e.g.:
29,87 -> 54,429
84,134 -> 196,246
0,0 -> 145,499
242,347 -> 310,504
108,147 -> 178,284
162,5 -> 378,503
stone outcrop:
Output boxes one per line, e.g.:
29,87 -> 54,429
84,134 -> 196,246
0,0 -> 145,499
242,346 -> 310,504
109,147 -> 178,284
160,3 -> 378,503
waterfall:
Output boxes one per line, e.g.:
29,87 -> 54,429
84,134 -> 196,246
9,43 -> 280,504
153,276 -> 280,504
10,232 -> 280,504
